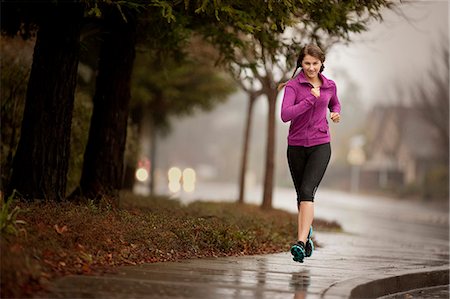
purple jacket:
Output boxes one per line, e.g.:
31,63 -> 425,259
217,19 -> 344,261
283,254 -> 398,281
281,70 -> 341,147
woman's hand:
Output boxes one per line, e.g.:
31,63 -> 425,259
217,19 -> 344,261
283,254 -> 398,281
330,112 -> 340,123
310,87 -> 320,98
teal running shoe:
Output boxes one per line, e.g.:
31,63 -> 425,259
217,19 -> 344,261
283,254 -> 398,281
290,241 -> 306,263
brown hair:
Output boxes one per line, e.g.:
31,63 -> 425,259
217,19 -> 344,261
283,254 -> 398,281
278,44 -> 325,91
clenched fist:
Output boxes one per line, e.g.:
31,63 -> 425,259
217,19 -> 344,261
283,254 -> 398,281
330,112 -> 340,123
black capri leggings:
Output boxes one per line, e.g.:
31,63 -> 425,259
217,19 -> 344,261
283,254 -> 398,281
287,143 -> 331,204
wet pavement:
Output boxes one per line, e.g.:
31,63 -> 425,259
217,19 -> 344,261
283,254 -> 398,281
37,186 -> 449,298
379,285 -> 450,299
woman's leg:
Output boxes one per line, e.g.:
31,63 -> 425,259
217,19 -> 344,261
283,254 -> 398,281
297,202 -> 314,243
287,146 -> 311,243
287,145 -> 307,207
297,143 -> 331,243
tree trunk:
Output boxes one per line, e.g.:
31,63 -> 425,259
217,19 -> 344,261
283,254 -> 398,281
149,122 -> 157,195
238,93 -> 256,204
261,89 -> 278,210
8,4 -> 83,201
121,164 -> 136,191
77,7 -> 137,201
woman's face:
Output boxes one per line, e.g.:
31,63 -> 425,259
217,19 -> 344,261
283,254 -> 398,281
301,54 -> 322,79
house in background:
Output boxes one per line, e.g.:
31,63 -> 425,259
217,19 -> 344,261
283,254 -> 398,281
361,105 -> 445,195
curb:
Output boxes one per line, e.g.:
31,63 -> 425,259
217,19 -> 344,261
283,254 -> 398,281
322,265 -> 449,299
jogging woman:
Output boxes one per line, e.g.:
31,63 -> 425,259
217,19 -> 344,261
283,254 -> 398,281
280,44 -> 341,263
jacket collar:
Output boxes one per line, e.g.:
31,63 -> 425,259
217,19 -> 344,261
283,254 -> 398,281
296,70 -> 331,88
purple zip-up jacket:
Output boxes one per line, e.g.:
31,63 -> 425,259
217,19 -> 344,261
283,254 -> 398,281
281,70 -> 341,147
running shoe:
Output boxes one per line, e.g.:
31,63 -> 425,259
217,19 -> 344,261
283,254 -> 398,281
291,241 -> 306,263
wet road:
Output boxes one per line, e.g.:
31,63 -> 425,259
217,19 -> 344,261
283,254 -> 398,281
41,183 -> 449,299
170,182 -> 449,245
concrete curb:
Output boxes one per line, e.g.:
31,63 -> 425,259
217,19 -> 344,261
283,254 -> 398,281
322,265 -> 449,299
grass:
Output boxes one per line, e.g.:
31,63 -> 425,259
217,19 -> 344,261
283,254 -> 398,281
0,192 -> 341,298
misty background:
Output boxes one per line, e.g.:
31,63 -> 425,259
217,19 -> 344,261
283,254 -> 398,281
3,1 -> 446,203
152,1 -> 449,201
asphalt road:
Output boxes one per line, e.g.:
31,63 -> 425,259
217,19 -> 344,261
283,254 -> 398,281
169,182 -> 449,244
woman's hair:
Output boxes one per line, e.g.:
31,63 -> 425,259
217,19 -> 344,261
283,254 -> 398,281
277,44 -> 326,91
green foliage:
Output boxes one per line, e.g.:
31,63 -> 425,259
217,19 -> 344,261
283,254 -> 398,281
149,0 -> 178,23
86,3 -> 102,18
0,192 -> 27,236
131,46 -> 236,133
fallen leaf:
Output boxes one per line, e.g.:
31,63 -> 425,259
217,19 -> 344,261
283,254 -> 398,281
82,263 -> 91,273
54,224 -> 68,235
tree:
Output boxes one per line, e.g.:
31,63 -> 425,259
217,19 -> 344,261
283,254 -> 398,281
129,44 -> 235,194
0,37 -> 32,190
1,0 -> 294,201
229,1 -> 394,209
88,0 -> 395,207
1,0 -> 189,201
413,45 -> 449,157
236,86 -> 263,204
3,2 -> 85,200
70,5 -> 138,200
2,0 -> 393,202
73,0 -> 310,201
410,43 -> 449,199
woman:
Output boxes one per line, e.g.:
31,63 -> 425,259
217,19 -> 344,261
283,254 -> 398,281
280,44 -> 341,263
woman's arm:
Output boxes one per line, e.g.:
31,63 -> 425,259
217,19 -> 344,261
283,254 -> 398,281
328,84 -> 341,113
328,84 -> 341,123
281,86 -> 316,122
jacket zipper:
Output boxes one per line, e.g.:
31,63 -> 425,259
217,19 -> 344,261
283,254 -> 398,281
307,83 -> 316,146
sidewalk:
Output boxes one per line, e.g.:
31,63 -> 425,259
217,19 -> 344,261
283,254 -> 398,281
37,229 -> 449,299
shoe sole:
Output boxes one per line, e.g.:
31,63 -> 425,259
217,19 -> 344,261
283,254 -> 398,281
291,244 -> 306,263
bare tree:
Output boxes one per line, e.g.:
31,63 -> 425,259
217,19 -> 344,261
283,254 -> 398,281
413,44 -> 449,162
230,23 -> 342,209
229,37 -> 293,208
236,84 -> 263,204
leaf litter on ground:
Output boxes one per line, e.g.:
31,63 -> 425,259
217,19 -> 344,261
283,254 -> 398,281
0,192 -> 341,298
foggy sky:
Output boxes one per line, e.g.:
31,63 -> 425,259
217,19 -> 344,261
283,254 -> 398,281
326,1 -> 449,108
